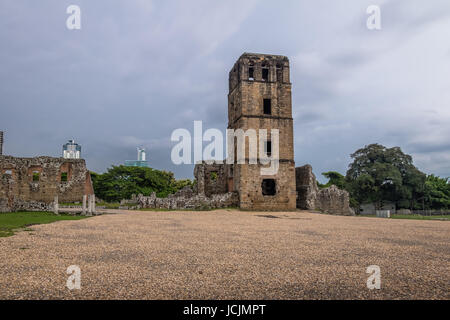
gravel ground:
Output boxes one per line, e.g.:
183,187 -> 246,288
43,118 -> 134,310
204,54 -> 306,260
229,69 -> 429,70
0,209 -> 448,300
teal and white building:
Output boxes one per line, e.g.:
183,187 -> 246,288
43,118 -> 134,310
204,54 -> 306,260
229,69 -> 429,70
125,147 -> 149,167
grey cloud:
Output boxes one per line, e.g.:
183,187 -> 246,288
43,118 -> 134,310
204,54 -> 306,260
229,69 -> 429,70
0,0 -> 449,182
294,111 -> 327,125
406,142 -> 450,155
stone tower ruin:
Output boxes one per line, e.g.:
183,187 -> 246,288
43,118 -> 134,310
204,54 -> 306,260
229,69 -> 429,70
227,53 -> 296,210
139,53 -> 352,214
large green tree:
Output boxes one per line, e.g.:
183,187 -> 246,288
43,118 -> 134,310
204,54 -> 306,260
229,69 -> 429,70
91,165 -> 193,202
423,175 -> 450,210
346,144 -> 426,210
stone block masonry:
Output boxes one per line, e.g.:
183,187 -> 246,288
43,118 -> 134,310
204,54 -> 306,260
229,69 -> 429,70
226,53 -> 297,210
295,164 -> 319,210
194,162 -> 230,197
295,164 -> 354,216
315,185 -> 354,216
126,187 -> 238,210
0,156 -> 94,212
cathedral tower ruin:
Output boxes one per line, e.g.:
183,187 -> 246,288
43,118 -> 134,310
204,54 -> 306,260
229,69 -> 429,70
227,53 -> 296,210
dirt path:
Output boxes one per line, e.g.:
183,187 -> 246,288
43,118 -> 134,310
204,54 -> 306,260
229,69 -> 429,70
0,210 -> 448,299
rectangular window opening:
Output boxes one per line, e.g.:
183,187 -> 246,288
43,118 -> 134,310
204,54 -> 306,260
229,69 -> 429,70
61,172 -> 68,182
262,179 -> 276,196
265,140 -> 272,156
263,99 -> 272,115
248,67 -> 254,80
32,171 -> 40,182
276,64 -> 283,82
210,171 -> 218,181
262,68 -> 269,81
277,70 -> 282,82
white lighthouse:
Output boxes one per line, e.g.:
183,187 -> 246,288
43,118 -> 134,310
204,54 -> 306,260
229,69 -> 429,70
62,139 -> 81,159
137,147 -> 146,161
125,147 -> 149,167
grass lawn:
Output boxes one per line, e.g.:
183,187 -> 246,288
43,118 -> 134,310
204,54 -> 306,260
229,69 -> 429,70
391,214 -> 449,220
0,212 -> 89,237
97,202 -> 121,209
139,207 -> 239,212
362,214 -> 449,221
60,202 -> 122,209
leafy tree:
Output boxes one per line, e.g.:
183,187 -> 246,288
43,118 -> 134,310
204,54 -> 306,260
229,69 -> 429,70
90,165 -> 193,202
346,144 -> 426,210
319,171 -> 347,190
423,175 -> 450,209
174,179 -> 195,191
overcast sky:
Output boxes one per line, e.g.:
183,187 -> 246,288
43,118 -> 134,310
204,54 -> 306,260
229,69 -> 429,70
1,0 -> 449,182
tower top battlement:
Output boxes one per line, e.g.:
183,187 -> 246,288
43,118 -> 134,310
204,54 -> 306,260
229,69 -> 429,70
238,52 -> 289,61
229,53 -> 290,92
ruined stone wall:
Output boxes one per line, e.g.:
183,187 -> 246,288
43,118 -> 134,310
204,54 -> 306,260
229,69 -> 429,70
295,164 -> 354,216
194,162 -> 229,197
133,187 -> 238,210
0,156 -> 94,212
316,185 -> 354,216
295,164 -> 318,210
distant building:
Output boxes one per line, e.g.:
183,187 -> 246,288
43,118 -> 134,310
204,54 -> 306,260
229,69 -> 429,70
360,202 -> 396,215
63,139 -> 81,159
137,147 -> 146,161
125,147 -> 149,167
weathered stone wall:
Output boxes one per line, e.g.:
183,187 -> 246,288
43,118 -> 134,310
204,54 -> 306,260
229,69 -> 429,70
124,160 -> 238,210
194,162 -> 229,197
316,185 -> 354,216
236,162 -> 297,211
132,187 -> 238,210
295,164 -> 318,210
0,156 -> 94,212
227,53 -> 296,211
295,164 -> 354,215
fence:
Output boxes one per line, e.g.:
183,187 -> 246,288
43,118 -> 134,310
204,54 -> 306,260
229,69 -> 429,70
411,210 -> 450,216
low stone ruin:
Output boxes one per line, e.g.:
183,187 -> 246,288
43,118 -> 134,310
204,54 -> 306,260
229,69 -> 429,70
0,198 -> 52,213
0,155 -> 94,212
295,164 -> 319,210
295,164 -> 354,216
125,163 -> 352,214
124,186 -> 238,210
118,162 -> 239,210
194,162 -> 231,197
315,185 -> 354,216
